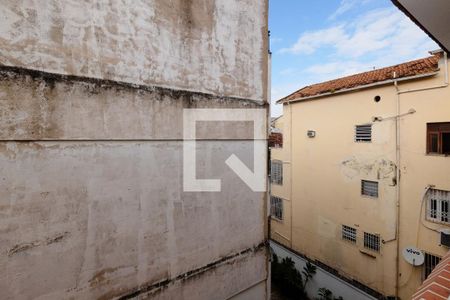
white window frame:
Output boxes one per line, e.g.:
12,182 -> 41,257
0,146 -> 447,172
342,225 -> 357,244
355,124 -> 372,142
363,232 -> 380,252
427,189 -> 450,224
271,160 -> 283,185
270,196 -> 283,221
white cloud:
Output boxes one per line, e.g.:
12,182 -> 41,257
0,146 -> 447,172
273,6 -> 438,117
305,61 -> 372,78
329,0 -> 373,20
280,8 -> 437,59
271,82 -> 304,117
280,25 -> 347,55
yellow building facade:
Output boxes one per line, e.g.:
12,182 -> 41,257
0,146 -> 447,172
270,52 -> 450,299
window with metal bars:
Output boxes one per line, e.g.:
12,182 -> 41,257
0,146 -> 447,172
422,253 -> 441,281
363,232 -> 380,252
427,189 -> 450,224
342,225 -> 357,243
355,124 -> 372,142
270,161 -> 283,185
270,196 -> 283,220
361,180 -> 378,198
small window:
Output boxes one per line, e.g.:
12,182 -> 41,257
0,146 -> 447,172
364,232 -> 380,252
355,125 -> 372,142
361,180 -> 378,198
342,225 -> 357,243
426,189 -> 450,224
422,253 -> 441,281
427,122 -> 450,155
271,161 -> 283,185
270,196 -> 283,220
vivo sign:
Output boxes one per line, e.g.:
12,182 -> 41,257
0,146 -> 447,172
402,246 -> 425,266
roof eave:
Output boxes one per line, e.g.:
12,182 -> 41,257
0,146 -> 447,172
391,0 -> 450,55
277,71 -> 439,105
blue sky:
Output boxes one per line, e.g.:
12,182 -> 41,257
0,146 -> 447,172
269,0 -> 438,116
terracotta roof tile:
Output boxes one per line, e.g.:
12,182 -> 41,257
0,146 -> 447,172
413,251 -> 450,300
269,132 -> 283,148
278,55 -> 440,103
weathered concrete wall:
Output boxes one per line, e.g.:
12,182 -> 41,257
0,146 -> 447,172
0,0 -> 268,101
0,67 -> 268,299
0,0 -> 269,298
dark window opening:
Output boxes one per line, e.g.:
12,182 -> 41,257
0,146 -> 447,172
442,132 -> 450,154
430,133 -> 439,153
422,253 -> 441,281
427,123 -> 450,155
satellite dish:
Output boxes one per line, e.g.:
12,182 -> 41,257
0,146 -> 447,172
402,246 -> 425,266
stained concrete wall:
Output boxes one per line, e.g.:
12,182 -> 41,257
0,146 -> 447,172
0,0 -> 268,101
0,1 -> 269,299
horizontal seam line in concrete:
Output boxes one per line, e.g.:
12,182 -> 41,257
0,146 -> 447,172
0,64 -> 267,106
0,139 -> 268,142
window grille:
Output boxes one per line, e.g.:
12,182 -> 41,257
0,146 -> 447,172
422,253 -> 441,281
427,189 -> 450,224
270,196 -> 283,220
361,180 -> 378,198
271,161 -> 283,185
342,225 -> 357,243
363,232 -> 380,252
355,125 -> 372,142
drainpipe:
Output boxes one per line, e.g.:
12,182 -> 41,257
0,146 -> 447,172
392,51 -> 448,299
393,72 -> 401,300
289,101 -> 293,249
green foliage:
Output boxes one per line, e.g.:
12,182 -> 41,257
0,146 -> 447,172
271,253 -> 344,300
316,288 -> 344,300
302,262 -> 317,288
271,253 -> 313,299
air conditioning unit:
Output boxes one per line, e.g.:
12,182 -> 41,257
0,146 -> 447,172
440,229 -> 450,247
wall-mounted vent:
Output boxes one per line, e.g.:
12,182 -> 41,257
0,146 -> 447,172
355,125 -> 372,142
362,180 -> 378,198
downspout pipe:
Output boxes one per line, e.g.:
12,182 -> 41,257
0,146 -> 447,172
289,101 -> 293,249
394,72 -> 401,300
392,51 -> 448,299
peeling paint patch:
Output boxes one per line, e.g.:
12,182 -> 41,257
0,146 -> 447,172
7,232 -> 70,256
341,157 -> 396,181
